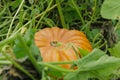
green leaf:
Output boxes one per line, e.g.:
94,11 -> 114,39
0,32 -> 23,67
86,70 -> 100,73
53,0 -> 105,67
109,41 -> 120,58
78,48 -> 89,57
46,69 -> 63,79
101,0 -> 120,19
64,71 -> 98,80
88,29 -> 100,41
64,49 -> 120,80
116,28 -> 120,41
13,29 -> 42,60
13,39 -> 27,59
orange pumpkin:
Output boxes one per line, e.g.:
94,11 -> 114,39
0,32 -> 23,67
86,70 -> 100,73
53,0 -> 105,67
34,27 -> 92,69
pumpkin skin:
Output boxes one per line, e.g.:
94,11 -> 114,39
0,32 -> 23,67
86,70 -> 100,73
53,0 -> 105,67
34,27 -> 92,69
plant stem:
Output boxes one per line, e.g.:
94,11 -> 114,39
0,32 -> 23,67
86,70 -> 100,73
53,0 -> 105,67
0,19 -> 11,29
56,0 -> 67,29
0,5 -> 7,17
38,60 -> 76,65
0,33 -> 18,47
0,3 -> 56,47
71,0 -> 85,25
6,0 -> 24,38
0,56 -> 6,60
38,62 -> 76,73
90,0 -> 97,23
98,40 -> 107,49
92,33 -> 102,45
16,4 -> 57,30
17,34 -> 42,75
114,20 -> 120,31
35,0 -> 53,29
0,60 -> 12,64
1,48 -> 36,80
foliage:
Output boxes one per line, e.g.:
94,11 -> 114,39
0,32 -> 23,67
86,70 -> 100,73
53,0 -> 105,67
0,0 -> 120,80
101,0 -> 120,20
64,49 -> 120,80
13,29 -> 41,59
109,41 -> 120,58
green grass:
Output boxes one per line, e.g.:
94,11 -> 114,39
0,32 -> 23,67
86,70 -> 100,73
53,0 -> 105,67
0,0 -> 120,80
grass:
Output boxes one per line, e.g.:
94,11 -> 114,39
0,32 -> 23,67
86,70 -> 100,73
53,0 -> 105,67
0,0 -> 101,39
0,0 -> 120,80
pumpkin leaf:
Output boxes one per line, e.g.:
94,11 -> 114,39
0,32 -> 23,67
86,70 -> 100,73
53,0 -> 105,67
116,28 -> 120,41
64,49 -> 120,80
13,29 -> 42,61
13,39 -> 27,59
88,29 -> 100,41
78,48 -> 89,57
101,0 -> 120,19
46,69 -> 63,79
108,41 -> 120,58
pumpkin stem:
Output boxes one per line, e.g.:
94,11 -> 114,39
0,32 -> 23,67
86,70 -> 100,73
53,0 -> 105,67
50,41 -> 61,47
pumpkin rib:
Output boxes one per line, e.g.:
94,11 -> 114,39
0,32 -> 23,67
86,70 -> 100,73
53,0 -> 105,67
41,47 -> 60,62
50,48 -> 60,62
62,49 -> 78,60
59,30 -> 86,43
51,27 -> 61,41
66,37 -> 92,51
66,35 -> 88,40
66,37 -> 90,44
58,50 -> 71,61
78,45 -> 92,52
59,50 -> 77,68
35,39 -> 50,47
36,28 -> 54,42
52,27 -> 69,41
40,47 -> 51,58
58,50 -> 74,68
69,40 -> 92,51
42,49 -> 52,62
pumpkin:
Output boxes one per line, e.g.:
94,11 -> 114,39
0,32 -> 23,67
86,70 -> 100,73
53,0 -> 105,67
34,27 -> 92,69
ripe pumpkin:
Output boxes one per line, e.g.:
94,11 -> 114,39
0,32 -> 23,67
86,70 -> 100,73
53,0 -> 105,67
34,27 -> 92,69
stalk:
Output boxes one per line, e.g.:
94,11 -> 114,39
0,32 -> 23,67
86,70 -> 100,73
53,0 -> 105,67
71,0 -> 85,25
56,0 -> 67,29
1,48 -> 36,80
38,62 -> 76,73
17,34 -> 42,75
6,0 -> 25,38
35,0 -> 53,29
